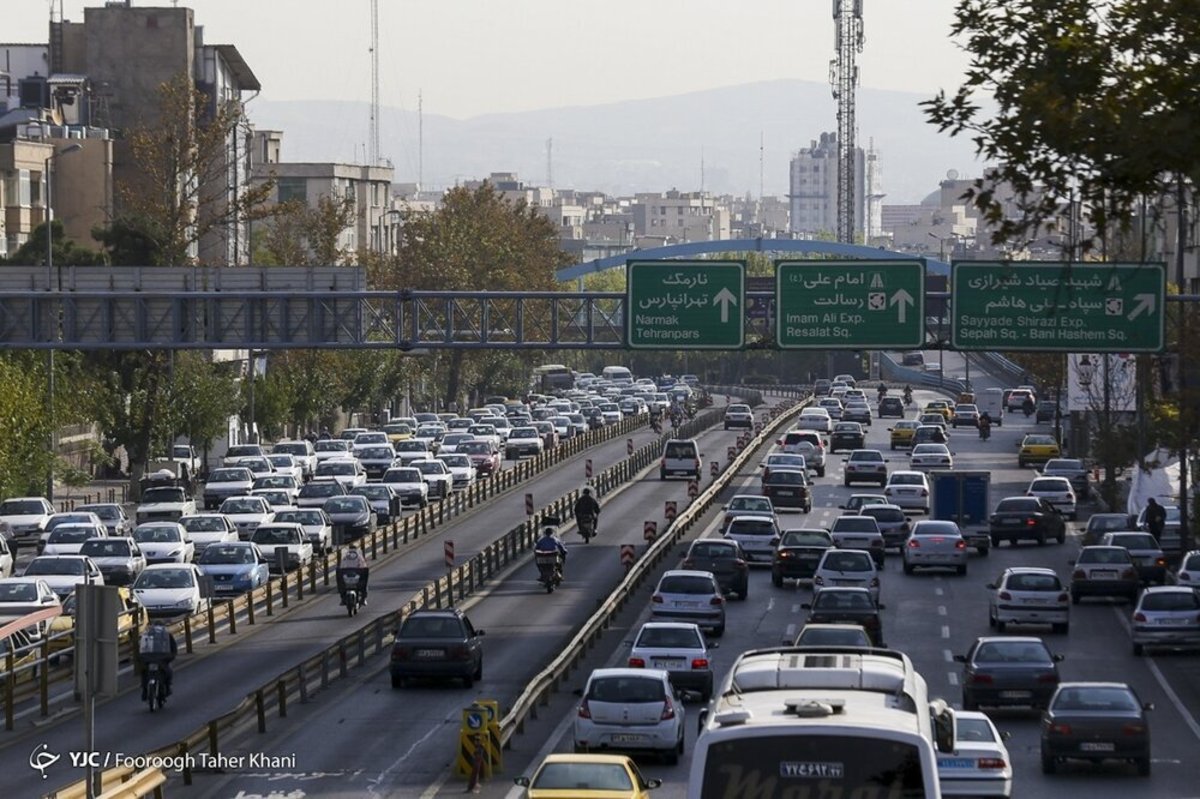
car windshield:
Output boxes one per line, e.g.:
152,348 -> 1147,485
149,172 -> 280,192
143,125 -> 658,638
1045,459 -> 1083,471
768,471 -> 807,485
398,616 -> 465,639
183,517 -> 228,532
588,675 -> 666,703
889,474 -> 923,486
78,505 -> 119,520
658,575 -> 716,594
274,443 -> 309,456
688,542 -> 737,559
974,641 -> 1051,663
317,463 -> 355,476
440,456 -> 470,468
833,518 -> 879,533
275,511 -> 321,525
532,762 -> 633,791
1087,515 -> 1129,533
729,498 -> 772,513
996,498 -> 1039,512
268,456 -> 294,467
780,531 -> 830,547
79,541 -> 132,558
221,500 -> 266,514
360,448 -> 394,459
461,443 -> 490,454
864,507 -> 906,523
48,527 -> 94,543
912,445 -> 946,455
209,469 -> 250,482
226,446 -> 261,458
134,527 -> 181,543
821,552 -> 871,571
415,462 -> 445,475
141,488 -> 186,504
253,528 -> 298,545
636,626 -> 703,648
384,470 -> 422,483
727,519 -> 777,536
512,428 -> 538,438
135,569 -> 194,589
300,483 -> 341,497
1109,534 -> 1158,549
0,583 -> 40,601
1024,435 -> 1056,446
665,443 -> 696,458
315,441 -> 349,453
1078,548 -> 1132,564
766,455 -> 805,467
325,498 -> 365,513
1142,591 -> 1200,611
834,424 -> 859,433
814,591 -> 873,610
1030,479 -> 1070,491
200,545 -> 256,564
28,558 -> 86,576
255,476 -> 292,489
956,718 -> 997,742
352,487 -> 389,500
1053,687 -> 1139,711
0,500 -> 46,515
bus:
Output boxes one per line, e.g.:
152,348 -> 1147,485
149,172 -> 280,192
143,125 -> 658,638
689,646 -> 955,799
601,365 -> 633,384
530,364 -> 574,394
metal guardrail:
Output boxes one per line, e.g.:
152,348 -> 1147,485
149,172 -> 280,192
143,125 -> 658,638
879,354 -> 966,398
47,393 -> 760,798
7,412 -> 652,729
495,392 -> 811,749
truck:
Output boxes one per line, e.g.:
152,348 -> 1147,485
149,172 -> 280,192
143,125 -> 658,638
930,470 -> 991,555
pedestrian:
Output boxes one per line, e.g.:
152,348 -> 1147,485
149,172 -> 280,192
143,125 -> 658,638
1144,497 -> 1167,542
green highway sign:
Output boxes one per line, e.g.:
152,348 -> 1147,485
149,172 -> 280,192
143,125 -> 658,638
775,260 -> 926,349
952,262 -> 1166,352
626,260 -> 744,349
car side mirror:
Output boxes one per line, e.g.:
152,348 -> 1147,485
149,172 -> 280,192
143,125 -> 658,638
646,778 -> 664,789
572,687 -> 583,697
877,603 -> 887,610
952,654 -> 966,662
800,603 -> 812,610
1143,702 -> 1155,711
1053,654 -> 1064,662
985,583 -> 996,590
514,777 -> 531,787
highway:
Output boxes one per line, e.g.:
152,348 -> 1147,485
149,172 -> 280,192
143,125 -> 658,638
2,407 -> 733,798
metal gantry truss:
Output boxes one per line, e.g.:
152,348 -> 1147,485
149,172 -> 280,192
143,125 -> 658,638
0,290 -> 634,350
830,0 -> 864,244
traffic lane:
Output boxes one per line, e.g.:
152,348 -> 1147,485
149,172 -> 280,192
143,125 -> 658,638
0,417 -> 678,796
163,425 -> 759,799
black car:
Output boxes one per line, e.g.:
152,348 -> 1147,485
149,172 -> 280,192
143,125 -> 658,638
681,538 -> 749,599
829,422 -> 866,453
760,468 -> 812,512
989,496 -> 1067,547
1041,682 -> 1152,775
389,608 -> 485,688
801,587 -> 885,645
1035,400 -> 1058,423
957,636 -> 1063,710
878,396 -> 905,418
771,528 -> 833,586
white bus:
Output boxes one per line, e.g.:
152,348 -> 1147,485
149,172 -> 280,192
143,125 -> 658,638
689,647 -> 955,799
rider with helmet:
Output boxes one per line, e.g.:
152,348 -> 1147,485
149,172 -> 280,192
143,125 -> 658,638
573,487 -> 601,535
534,519 -> 568,580
139,619 -> 179,700
336,542 -> 370,605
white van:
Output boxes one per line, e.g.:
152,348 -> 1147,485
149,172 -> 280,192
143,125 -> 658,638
978,387 -> 1005,426
601,365 -> 633,384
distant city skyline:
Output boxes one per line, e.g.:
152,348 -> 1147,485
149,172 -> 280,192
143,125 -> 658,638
10,1 -> 972,119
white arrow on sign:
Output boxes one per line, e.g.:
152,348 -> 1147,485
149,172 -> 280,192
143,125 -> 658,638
713,287 -> 738,323
889,288 -> 915,324
1127,293 -> 1156,321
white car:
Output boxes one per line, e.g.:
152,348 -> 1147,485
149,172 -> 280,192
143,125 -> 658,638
910,443 -> 954,472
413,424 -> 447,453
410,459 -> 453,500
393,440 -> 435,465
1130,586 -> 1200,656
0,538 -> 12,579
816,398 -> 844,420
0,577 -> 62,638
218,496 -> 276,541
238,457 -> 276,479
938,710 -> 1013,799
313,458 -> 368,489
572,668 -> 686,762
0,496 -> 55,550
250,523 -> 314,572
901,519 -> 968,576
505,427 -> 544,459
272,440 -> 317,479
222,444 -> 266,468
132,522 -> 195,564
438,432 -> 475,455
437,454 -> 477,491
179,514 -> 240,556
38,512 -> 105,554
135,484 -> 197,525
265,453 -> 304,483
812,548 -> 881,603
351,431 -> 391,456
42,524 -> 107,556
467,424 -> 502,449
271,508 -> 334,554
884,471 -> 931,513
75,503 -> 133,537
313,439 -> 354,463
598,403 -> 622,425
22,555 -> 105,600
203,467 -> 255,511
380,467 -> 430,507
1026,476 -> 1077,520
250,488 -> 296,511
132,563 -> 208,618
627,621 -> 715,701
1171,550 -> 1200,586
252,474 -> 302,504
795,409 -> 833,433
987,567 -> 1070,634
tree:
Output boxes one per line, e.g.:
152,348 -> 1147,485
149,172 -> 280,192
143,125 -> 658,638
0,354 -> 58,496
0,221 -> 106,267
256,196 -> 358,267
379,184 -> 573,406
161,353 -> 243,471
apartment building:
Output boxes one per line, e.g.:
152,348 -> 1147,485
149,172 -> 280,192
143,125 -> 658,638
788,132 -> 865,238
631,190 -> 731,242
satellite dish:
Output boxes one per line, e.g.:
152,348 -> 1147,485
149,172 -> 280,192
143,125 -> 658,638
946,169 -> 959,181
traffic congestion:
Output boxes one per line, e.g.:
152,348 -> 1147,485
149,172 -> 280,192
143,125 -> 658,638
1,358 -> 1197,799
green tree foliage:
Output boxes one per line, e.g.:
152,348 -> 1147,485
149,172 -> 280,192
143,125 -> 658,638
0,354 -> 56,496
923,0 -> 1200,247
256,196 -> 358,266
0,221 -> 105,267
162,353 -> 243,459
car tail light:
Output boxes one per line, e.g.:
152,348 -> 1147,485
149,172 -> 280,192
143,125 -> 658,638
691,658 -> 709,670
1037,674 -> 1059,683
907,539 -> 921,549
998,591 -> 1012,600
769,537 -> 780,546
1057,592 -> 1069,602
1156,557 -> 1166,566
660,700 -> 676,720
1181,573 -> 1191,581
977,758 -> 1007,770
1073,569 -> 1086,579
651,594 -> 663,603
777,551 -> 793,560
970,673 -> 993,684
1123,723 -> 1147,735
920,489 -> 928,496
628,657 -> 646,668
682,559 -> 695,568
1049,722 -> 1071,735
391,647 -> 410,662
1027,519 -> 1038,526
734,559 -> 748,570
449,645 -> 470,660
1133,612 -> 1147,622
578,700 -> 592,719
869,577 -> 880,588
1122,569 -> 1137,580
955,540 -> 966,550
710,596 -> 725,606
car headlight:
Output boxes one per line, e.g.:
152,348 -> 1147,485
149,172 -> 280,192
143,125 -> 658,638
168,549 -> 181,557
175,598 -> 196,609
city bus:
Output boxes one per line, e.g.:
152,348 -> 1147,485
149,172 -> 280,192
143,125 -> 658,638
689,646 -> 956,799
530,364 -> 574,394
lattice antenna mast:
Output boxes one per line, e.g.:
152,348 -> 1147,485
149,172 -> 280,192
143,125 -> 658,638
830,0 -> 863,243
368,0 -> 380,166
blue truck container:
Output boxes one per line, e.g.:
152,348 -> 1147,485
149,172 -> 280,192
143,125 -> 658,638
930,470 -> 991,554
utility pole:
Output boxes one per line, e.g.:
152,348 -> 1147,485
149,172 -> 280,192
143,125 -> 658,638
1176,178 -> 1192,551
368,0 -> 380,166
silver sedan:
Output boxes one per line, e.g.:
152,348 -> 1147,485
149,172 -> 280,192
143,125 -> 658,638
902,519 -> 967,575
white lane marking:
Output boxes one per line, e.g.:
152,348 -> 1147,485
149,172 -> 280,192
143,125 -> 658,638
377,713 -> 453,798
941,625 -> 950,639
791,603 -> 800,615
766,597 -> 775,612
1110,605 -> 1200,743
947,672 -> 959,686
785,623 -> 796,642
937,605 -> 947,616
943,649 -> 953,662
935,587 -> 944,597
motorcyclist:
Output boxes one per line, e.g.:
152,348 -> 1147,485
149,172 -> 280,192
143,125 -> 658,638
978,411 -> 992,440
573,487 -> 601,534
877,382 -> 888,398
139,619 -> 178,701
903,384 -> 913,404
534,522 -> 568,580
1022,396 -> 1036,417
336,543 -> 370,606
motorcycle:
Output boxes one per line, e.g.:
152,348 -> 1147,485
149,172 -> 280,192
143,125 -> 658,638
340,569 -> 366,616
577,514 -> 597,543
535,551 -> 563,592
145,662 -> 167,712
903,391 -> 913,407
978,422 -> 991,441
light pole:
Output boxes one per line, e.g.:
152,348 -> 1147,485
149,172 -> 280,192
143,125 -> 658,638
44,142 -> 83,502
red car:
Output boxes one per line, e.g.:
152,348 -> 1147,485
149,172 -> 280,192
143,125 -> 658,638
460,440 -> 501,476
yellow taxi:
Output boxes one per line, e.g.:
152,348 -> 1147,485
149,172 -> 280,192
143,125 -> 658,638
1018,433 -> 1062,468
0,628 -> 42,684
924,400 -> 953,421
888,420 -> 921,450
47,586 -> 147,657
514,754 -> 661,798
383,422 -> 414,443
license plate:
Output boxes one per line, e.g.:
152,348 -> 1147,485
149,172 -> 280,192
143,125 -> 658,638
1155,617 -> 1182,625
938,758 -> 975,769
775,490 -> 795,496
999,517 -> 1018,524
1080,742 -> 1115,752
834,579 -> 860,586
416,649 -> 443,659
677,601 -> 701,608
1092,570 -> 1117,578
898,489 -> 916,495
1000,690 -> 1031,699
611,734 -> 646,744
1021,598 -> 1044,604
653,659 -> 685,669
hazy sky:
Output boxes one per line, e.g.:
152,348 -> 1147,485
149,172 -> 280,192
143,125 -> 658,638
9,0 -> 971,117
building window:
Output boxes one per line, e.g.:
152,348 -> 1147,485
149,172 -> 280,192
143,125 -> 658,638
277,177 -> 307,204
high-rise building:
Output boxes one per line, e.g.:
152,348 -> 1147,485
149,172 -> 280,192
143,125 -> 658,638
788,132 -> 864,239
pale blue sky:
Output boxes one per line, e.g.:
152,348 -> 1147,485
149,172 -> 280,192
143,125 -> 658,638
9,1 -> 970,117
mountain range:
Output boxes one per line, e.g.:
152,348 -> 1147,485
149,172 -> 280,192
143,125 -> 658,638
250,79 -> 986,205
